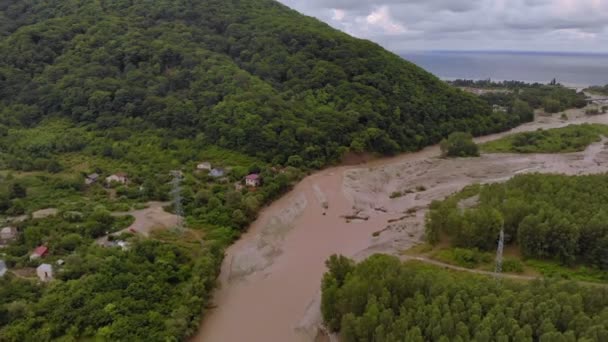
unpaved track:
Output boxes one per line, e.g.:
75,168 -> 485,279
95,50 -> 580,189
195,109 -> 608,342
399,256 -> 608,288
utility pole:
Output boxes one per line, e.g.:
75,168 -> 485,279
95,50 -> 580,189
170,170 -> 184,232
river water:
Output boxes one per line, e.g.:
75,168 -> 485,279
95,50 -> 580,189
195,107 -> 608,342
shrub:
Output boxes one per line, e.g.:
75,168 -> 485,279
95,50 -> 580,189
389,191 -> 403,199
543,98 -> 561,113
586,108 -> 600,115
435,248 -> 492,268
440,132 -> 479,157
502,258 -> 524,273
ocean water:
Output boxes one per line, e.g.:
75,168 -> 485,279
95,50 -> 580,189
402,51 -> 608,88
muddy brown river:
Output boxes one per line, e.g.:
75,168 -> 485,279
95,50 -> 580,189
195,108 -> 608,342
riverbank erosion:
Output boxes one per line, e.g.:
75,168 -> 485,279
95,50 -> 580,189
195,109 -> 608,342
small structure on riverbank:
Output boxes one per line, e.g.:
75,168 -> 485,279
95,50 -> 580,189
210,168 -> 225,178
106,172 -> 129,185
30,246 -> 48,260
245,174 -> 261,187
0,226 -> 18,244
0,260 -> 7,277
36,263 -> 53,282
197,162 -> 212,171
85,173 -> 100,185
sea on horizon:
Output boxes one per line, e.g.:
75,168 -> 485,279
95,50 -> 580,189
402,51 -> 608,88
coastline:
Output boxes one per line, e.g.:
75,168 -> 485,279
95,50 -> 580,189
402,50 -> 608,88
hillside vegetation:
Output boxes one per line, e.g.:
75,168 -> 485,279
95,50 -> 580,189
0,0 -> 529,167
481,124 -> 608,153
322,255 -> 608,342
585,85 -> 608,96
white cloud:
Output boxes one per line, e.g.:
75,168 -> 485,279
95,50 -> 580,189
364,6 -> 406,35
331,9 -> 345,21
277,0 -> 608,52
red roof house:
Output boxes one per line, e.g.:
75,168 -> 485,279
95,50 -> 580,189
245,174 -> 261,187
30,246 -> 49,260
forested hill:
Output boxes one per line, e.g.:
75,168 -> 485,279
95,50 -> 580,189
0,0 -> 522,166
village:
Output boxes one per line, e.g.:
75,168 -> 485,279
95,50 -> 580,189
0,160 -> 265,283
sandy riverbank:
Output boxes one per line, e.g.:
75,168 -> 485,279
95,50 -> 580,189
195,108 -> 608,342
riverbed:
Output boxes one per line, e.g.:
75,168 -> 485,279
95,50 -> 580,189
195,107 -> 608,342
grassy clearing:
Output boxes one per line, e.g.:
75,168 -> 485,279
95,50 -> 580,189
423,245 -> 606,283
524,259 -> 608,283
432,247 -> 493,269
481,124 -> 608,153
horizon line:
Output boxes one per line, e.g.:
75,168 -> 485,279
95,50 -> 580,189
400,49 -> 608,56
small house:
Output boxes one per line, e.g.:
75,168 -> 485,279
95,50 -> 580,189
210,168 -> 225,178
245,174 -> 261,187
117,240 -> 130,251
197,162 -> 212,171
0,260 -> 6,277
36,263 -> 53,282
30,246 -> 49,260
0,226 -> 17,242
85,173 -> 100,185
106,172 -> 129,185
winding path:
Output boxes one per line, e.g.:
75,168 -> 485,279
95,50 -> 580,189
399,255 -> 608,288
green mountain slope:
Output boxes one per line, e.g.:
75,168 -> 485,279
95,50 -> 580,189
1,0 -> 525,167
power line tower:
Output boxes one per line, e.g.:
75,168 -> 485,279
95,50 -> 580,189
170,170 -> 184,232
495,228 -> 505,277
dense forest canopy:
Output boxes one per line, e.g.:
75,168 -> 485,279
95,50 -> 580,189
0,0 -> 528,167
322,255 -> 608,342
426,173 -> 608,269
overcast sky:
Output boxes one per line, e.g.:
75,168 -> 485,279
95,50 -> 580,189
277,0 -> 608,53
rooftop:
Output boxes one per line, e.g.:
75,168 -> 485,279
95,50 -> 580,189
33,246 -> 48,256
1,226 -> 16,234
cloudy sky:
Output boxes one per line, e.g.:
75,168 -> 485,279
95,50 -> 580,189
277,0 -> 608,53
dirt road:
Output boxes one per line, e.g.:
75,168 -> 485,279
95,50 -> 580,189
195,109 -> 608,342
399,255 -> 608,288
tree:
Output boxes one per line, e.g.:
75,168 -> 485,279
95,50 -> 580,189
46,160 -> 63,173
543,98 -> 561,113
9,183 -> 26,199
440,132 -> 479,157
512,99 -> 534,122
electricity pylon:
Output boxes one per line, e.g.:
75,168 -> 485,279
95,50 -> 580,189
495,228 -> 505,277
170,170 -> 184,231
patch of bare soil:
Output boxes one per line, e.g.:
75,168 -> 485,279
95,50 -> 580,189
32,208 -> 58,219
97,202 -> 180,245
